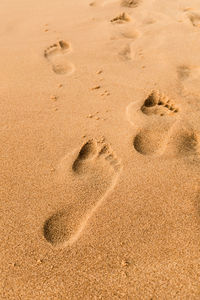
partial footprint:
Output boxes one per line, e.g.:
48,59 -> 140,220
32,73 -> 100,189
177,64 -> 200,96
140,90 -> 179,117
166,124 -> 200,158
110,12 -> 131,24
121,0 -> 140,8
118,44 -> 132,60
44,40 -> 75,75
177,65 -> 191,81
188,12 -> 200,27
133,121 -> 173,156
43,139 -> 121,247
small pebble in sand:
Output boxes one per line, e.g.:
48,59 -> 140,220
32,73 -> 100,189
11,262 -> 17,267
87,114 -> 93,118
37,259 -> 43,264
91,85 -> 101,90
121,260 -> 129,267
44,29 -> 49,32
50,168 -> 55,172
54,108 -> 58,111
58,84 -> 63,88
97,70 -> 103,74
99,136 -> 105,143
95,117 -> 100,120
51,95 -> 57,101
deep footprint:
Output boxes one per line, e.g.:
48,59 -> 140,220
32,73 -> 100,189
133,91 -> 179,156
141,90 -> 179,117
43,139 -> 121,247
44,40 -> 75,75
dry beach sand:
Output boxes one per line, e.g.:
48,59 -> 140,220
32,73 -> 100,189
1,0 -> 200,298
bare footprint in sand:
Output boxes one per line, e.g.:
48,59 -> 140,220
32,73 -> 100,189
177,64 -> 200,96
140,90 -> 179,116
127,90 -> 180,156
44,40 -> 75,75
110,12 -> 131,24
188,12 -> 200,28
166,123 -> 200,159
121,0 -> 141,8
43,139 -> 121,247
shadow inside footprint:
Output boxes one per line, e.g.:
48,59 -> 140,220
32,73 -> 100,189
43,210 -> 72,246
188,12 -> 200,27
133,125 -> 170,156
43,139 -> 121,247
72,140 -> 97,173
141,91 -> 179,117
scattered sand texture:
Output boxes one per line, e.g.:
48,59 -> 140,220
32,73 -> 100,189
1,0 -> 200,299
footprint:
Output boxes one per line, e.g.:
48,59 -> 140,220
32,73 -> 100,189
166,125 -> 200,158
140,90 -> 179,117
177,65 -> 191,81
110,12 -> 131,24
127,90 -> 180,156
118,44 -> 131,60
43,139 -> 121,247
44,40 -> 75,75
120,0 -> 140,8
188,12 -> 200,27
177,65 -> 200,96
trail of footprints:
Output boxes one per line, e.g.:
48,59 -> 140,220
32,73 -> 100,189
43,140 -> 121,247
132,90 -> 200,157
44,40 -> 75,75
42,1 -> 200,248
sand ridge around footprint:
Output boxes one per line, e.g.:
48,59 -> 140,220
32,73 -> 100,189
43,139 -> 122,248
44,40 -> 75,75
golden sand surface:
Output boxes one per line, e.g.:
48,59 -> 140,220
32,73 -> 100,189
1,0 -> 200,298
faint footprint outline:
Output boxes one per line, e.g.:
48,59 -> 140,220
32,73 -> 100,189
44,40 -> 75,75
43,139 -> 122,248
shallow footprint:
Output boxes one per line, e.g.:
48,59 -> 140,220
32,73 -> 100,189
43,139 -> 121,247
166,124 -> 200,158
44,40 -> 75,75
121,0 -> 141,8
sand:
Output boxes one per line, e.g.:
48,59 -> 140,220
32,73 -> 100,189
1,0 -> 200,298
